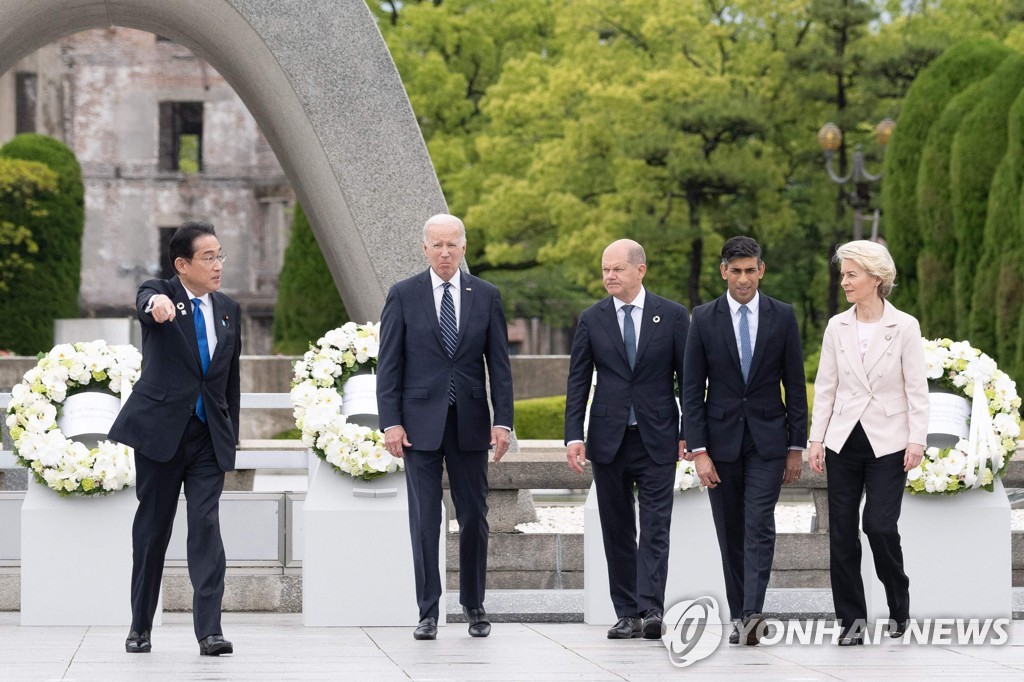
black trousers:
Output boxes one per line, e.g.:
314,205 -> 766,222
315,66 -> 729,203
131,416 -> 227,641
591,428 -> 676,618
707,425 -> 787,620
827,421 -> 910,633
403,405 -> 489,621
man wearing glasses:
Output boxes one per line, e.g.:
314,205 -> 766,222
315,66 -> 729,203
109,221 -> 240,657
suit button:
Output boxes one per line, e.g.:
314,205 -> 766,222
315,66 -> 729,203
844,370 -> 849,374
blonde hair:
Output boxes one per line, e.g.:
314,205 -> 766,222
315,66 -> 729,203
834,240 -> 896,298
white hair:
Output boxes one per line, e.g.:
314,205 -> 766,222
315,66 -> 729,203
422,214 -> 466,246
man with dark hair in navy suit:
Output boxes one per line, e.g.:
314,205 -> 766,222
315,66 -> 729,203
682,235 -> 807,645
377,213 -> 514,641
564,239 -> 689,641
110,221 -> 240,657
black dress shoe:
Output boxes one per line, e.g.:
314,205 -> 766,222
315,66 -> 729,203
641,610 -> 664,640
198,634 -> 233,656
740,613 -> 766,645
889,619 -> 910,638
838,635 -> 864,646
125,630 -> 151,654
607,616 -> 642,639
463,606 -> 491,638
413,617 -> 438,640
729,622 -> 740,644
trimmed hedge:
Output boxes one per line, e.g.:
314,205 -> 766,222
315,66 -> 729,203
884,39 -> 1011,317
271,203 -> 349,354
950,53 -> 1024,338
512,394 -> 566,440
0,135 -> 84,355
916,79 -> 988,338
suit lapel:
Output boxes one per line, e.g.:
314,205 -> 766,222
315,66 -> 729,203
596,297 -> 630,369
456,272 -> 475,353
208,292 -> 231,366
634,294 -> 661,366
747,295 -> 774,384
715,296 -> 743,377
837,306 -> 872,391
862,301 -> 900,375
170,277 -> 202,371
416,269 -> 446,352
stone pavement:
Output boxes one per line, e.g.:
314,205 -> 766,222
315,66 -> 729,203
1,611 -> 1023,682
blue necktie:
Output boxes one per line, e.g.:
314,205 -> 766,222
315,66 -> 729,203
622,304 -> 637,425
439,282 -> 458,405
739,304 -> 752,383
193,298 -> 211,421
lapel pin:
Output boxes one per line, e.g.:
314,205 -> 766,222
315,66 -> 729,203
885,334 -> 892,340
653,316 -> 661,323
176,301 -> 187,316
465,287 -> 472,291
221,314 -> 229,327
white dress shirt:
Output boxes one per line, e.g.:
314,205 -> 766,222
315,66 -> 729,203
726,290 -> 759,358
430,268 -> 461,327
181,285 -> 218,359
613,286 -> 645,354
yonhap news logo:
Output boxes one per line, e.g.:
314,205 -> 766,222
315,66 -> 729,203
661,597 -> 723,667
662,596 -> 1010,667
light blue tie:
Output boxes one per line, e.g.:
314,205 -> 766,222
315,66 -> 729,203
439,282 -> 458,405
739,304 -> 752,384
192,298 -> 211,422
622,304 -> 637,425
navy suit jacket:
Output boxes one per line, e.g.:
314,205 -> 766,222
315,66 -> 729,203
563,291 -> 689,465
108,276 -> 242,472
682,293 -> 807,462
376,269 -> 514,452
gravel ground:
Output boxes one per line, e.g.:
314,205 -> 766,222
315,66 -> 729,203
512,504 -> 1024,534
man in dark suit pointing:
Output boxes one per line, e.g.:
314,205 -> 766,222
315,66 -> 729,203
682,236 -> 807,645
564,239 -> 689,640
109,221 -> 240,656
377,213 -> 514,641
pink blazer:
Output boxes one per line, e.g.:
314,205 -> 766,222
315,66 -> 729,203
809,301 -> 929,456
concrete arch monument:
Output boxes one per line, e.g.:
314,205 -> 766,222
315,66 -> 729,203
0,0 -> 443,321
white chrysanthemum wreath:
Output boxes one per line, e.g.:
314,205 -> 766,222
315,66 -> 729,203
289,322 -> 402,480
5,340 -> 140,496
908,338 -> 1021,495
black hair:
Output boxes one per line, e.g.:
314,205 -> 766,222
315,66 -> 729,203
720,236 -> 762,265
169,221 -> 216,273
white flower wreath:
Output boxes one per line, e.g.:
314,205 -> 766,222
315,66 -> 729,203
289,322 -> 402,480
4,340 -> 140,496
907,338 -> 1022,495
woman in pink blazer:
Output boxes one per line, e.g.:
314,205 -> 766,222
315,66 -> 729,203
808,240 -> 929,646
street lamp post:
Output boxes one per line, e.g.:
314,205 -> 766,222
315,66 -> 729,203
817,119 -> 895,241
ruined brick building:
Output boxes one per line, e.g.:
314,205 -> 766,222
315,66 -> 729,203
0,28 -> 292,353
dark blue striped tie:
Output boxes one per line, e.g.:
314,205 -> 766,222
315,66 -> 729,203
440,282 -> 458,405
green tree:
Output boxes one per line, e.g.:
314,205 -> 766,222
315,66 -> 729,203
0,158 -> 52,296
271,203 -> 348,354
0,134 -> 83,355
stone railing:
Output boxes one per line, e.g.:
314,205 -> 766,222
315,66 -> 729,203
2,389 -> 1022,612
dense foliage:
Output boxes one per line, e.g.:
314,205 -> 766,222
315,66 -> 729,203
0,134 -> 83,355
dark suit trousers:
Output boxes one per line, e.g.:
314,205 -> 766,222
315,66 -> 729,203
404,405 -> 489,621
827,421 -> 910,633
131,416 -> 227,641
707,426 -> 786,620
591,428 -> 675,618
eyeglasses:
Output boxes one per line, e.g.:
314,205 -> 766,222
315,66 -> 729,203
189,253 -> 227,266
